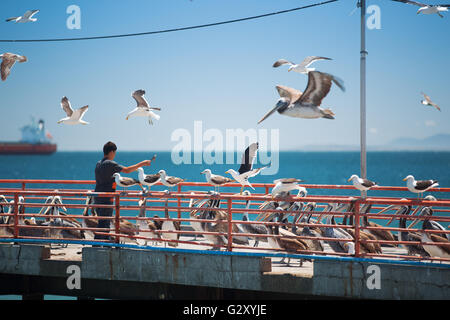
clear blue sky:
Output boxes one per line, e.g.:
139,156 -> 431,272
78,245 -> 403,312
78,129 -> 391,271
0,0 -> 448,151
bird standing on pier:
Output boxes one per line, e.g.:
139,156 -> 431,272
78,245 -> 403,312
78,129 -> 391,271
272,56 -> 332,74
237,191 -> 269,247
225,142 -> 267,194
421,92 -> 441,111
136,198 -> 162,246
257,71 -> 345,124
292,202 -> 324,253
403,175 -> 438,199
0,52 -> 27,81
420,213 -> 450,258
392,0 -> 450,18
57,96 -> 89,125
126,89 -> 161,125
158,170 -> 184,192
6,9 -> 39,23
201,169 -> 234,193
112,172 -> 143,191
160,197 -> 181,247
137,164 -> 160,191
360,203 -> 397,247
348,174 -> 378,192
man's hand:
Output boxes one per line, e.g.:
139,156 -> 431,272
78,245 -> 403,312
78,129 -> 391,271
141,160 -> 152,166
151,154 -> 157,162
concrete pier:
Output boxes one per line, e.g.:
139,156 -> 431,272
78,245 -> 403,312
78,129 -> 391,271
0,244 -> 448,299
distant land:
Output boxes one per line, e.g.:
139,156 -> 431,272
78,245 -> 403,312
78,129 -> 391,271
298,134 -> 450,151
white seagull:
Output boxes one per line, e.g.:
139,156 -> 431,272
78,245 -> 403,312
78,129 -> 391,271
6,10 -> 39,23
113,172 -> 143,190
272,56 -> 332,74
392,0 -> 450,17
225,142 -> 267,194
271,178 -> 305,198
257,71 -> 345,124
57,96 -> 89,125
0,53 -> 27,81
126,89 -> 161,125
421,92 -> 441,111
348,174 -> 378,191
158,170 -> 185,192
201,169 -> 233,193
403,175 -> 439,198
137,167 -> 161,190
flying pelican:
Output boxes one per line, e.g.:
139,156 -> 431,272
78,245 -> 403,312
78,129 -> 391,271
57,96 -> 89,125
126,89 -> 161,125
225,142 -> 267,194
392,0 -> 450,18
137,167 -> 160,191
257,71 -> 345,124
403,175 -> 438,199
237,191 -> 269,247
201,169 -> 233,193
6,10 -> 39,23
421,92 -> 441,111
113,172 -> 143,191
158,170 -> 184,192
272,56 -> 332,74
0,53 -> 27,81
348,174 -> 378,191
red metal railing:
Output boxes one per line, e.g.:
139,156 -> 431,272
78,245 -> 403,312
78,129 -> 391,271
0,179 -> 449,264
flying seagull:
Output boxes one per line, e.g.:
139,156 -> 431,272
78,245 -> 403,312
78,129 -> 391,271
348,174 -> 378,191
0,53 -> 27,81
421,92 -> 441,111
57,96 -> 89,125
257,71 -> 345,124
391,0 -> 450,17
403,175 -> 439,199
201,169 -> 234,193
126,89 -> 161,125
272,56 -> 332,74
225,142 -> 267,194
6,10 -> 39,23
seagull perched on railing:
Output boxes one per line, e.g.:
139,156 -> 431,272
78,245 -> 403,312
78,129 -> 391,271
272,56 -> 332,74
158,170 -> 184,192
391,0 -> 450,18
57,96 -> 89,125
126,89 -> 161,125
6,10 -> 39,23
225,142 -> 267,194
348,174 -> 378,191
257,71 -> 345,124
0,53 -> 27,81
113,172 -> 143,191
201,169 -> 233,193
403,175 -> 438,199
137,166 -> 160,191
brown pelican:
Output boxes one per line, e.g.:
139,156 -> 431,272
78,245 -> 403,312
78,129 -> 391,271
409,206 -> 449,241
136,198 -> 161,246
292,202 -> 324,253
361,203 -> 397,247
420,214 -> 450,258
237,191 -> 268,247
257,71 -> 345,124
160,197 -> 181,247
225,142 -> 267,194
0,53 -> 27,81
201,169 -> 234,193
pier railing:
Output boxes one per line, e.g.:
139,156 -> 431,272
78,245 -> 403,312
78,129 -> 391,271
0,179 -> 449,264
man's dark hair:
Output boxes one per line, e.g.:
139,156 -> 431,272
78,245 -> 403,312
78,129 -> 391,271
103,141 -> 117,155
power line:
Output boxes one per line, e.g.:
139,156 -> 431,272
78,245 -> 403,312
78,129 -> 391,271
0,0 -> 339,43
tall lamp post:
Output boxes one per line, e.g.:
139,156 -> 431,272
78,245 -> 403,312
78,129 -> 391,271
359,0 -> 367,198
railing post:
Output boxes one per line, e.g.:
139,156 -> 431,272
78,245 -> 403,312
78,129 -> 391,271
177,184 -> 181,219
115,195 -> 120,244
21,183 -> 25,191
227,198 -> 233,252
354,200 -> 360,257
13,193 -> 19,239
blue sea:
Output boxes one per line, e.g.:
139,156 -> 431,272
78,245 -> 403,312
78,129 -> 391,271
0,151 -> 449,300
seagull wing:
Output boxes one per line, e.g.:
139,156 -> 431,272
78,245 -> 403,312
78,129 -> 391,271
299,56 -> 332,68
73,105 -> 89,120
422,92 -> 433,104
121,177 -> 139,186
361,179 -> 377,188
422,92 -> 441,111
167,176 -> 184,184
238,142 -> 258,174
60,97 -> 74,117
272,59 -> 295,68
210,175 -> 233,185
27,10 -> 39,19
298,71 -> 344,106
132,89 -> 149,109
415,180 -> 438,191
392,0 -> 428,6
275,85 -> 302,103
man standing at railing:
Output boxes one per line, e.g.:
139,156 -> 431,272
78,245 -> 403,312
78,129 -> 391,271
94,141 -> 152,241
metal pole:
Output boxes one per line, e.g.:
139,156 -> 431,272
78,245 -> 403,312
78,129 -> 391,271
360,0 -> 368,199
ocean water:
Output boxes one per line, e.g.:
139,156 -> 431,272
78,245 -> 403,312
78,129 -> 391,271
0,151 -> 449,300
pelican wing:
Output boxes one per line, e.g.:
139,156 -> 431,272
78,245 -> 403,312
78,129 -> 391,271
272,59 -> 295,68
299,56 -> 332,68
392,0 -> 428,6
60,97 -> 74,117
0,56 -> 16,81
238,142 -> 258,174
275,85 -> 302,103
299,71 -> 344,106
132,89 -> 149,108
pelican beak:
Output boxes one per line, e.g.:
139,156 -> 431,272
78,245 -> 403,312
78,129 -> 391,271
257,99 -> 288,125
379,205 -> 399,226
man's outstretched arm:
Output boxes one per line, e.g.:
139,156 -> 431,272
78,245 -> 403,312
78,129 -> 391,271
121,159 -> 152,174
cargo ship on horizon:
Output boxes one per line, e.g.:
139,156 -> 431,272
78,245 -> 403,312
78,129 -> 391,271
0,119 -> 57,155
